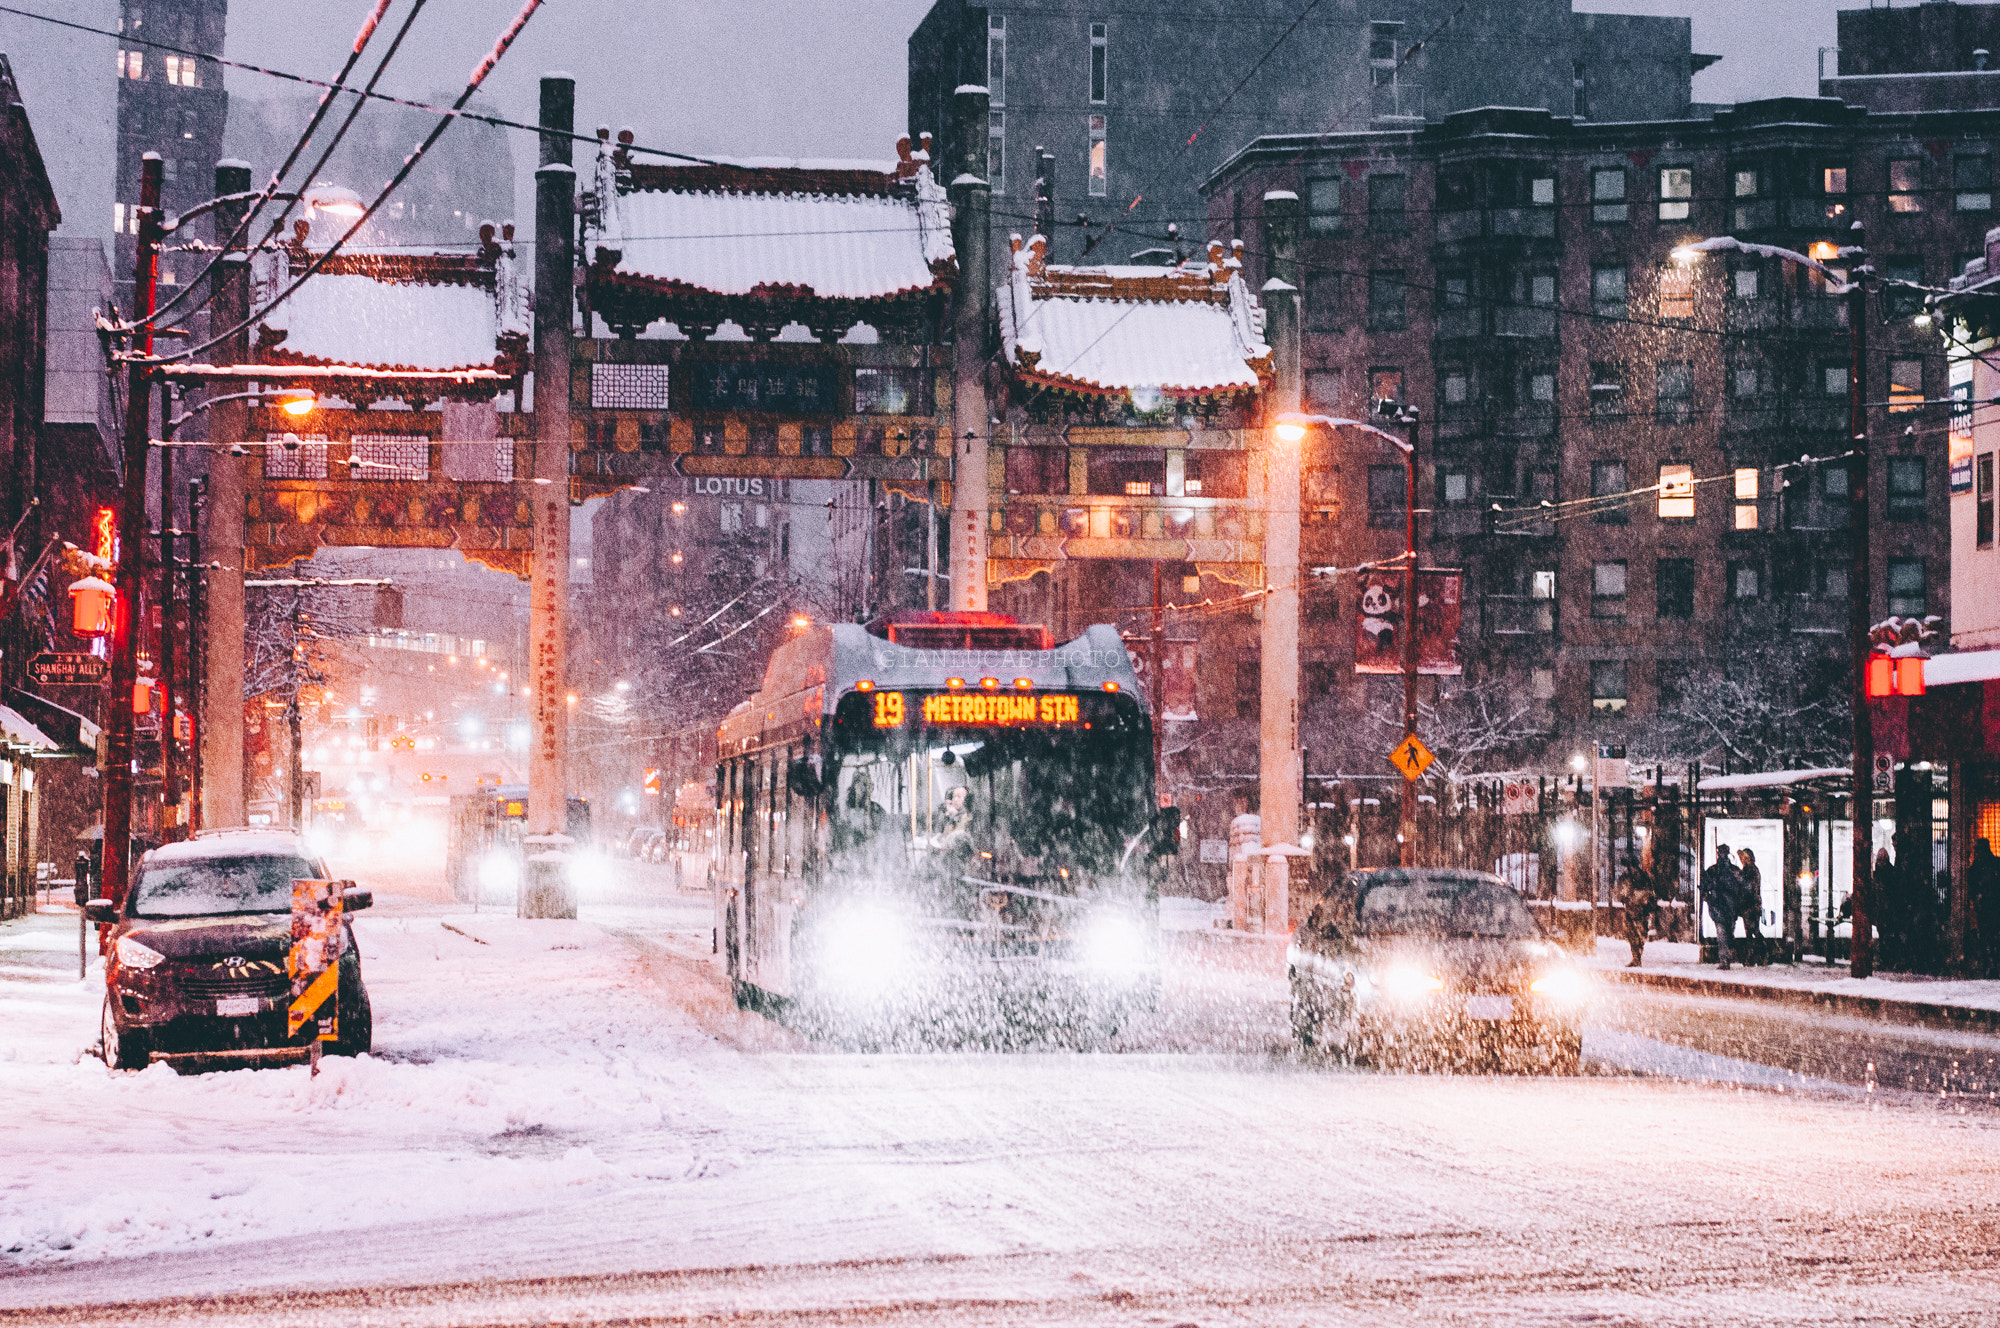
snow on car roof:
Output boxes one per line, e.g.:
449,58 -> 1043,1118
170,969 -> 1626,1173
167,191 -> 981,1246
148,831 -> 315,862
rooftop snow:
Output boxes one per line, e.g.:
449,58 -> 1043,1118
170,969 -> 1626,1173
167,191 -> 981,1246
609,188 -> 949,301
1924,649 -> 2000,688
270,275 -> 502,372
1002,296 -> 1264,395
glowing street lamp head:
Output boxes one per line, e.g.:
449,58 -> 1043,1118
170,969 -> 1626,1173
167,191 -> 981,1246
1670,245 -> 1697,265
1808,240 -> 1840,262
278,389 -> 316,417
1273,420 -> 1307,443
306,184 -> 366,220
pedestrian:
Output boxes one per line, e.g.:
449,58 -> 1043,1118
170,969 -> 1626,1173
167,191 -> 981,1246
1872,846 -> 1903,969
1701,842 -> 1745,970
1972,838 -> 2000,977
1735,847 -> 1765,966
1618,854 -> 1657,968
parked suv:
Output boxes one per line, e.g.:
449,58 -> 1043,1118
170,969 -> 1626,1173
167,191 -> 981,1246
86,829 -> 374,1069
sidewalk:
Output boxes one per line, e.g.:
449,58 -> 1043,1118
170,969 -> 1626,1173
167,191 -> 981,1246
1587,937 -> 2000,1035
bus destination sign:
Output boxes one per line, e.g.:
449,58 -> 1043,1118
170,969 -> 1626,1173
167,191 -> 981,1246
872,691 -> 1082,728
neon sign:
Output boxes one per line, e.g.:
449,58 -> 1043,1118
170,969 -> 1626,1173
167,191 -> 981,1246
92,507 -> 116,563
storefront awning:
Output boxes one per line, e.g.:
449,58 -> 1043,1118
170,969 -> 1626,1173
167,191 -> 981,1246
5,690 -> 99,759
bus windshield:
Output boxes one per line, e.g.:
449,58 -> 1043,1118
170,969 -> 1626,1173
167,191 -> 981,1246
832,726 -> 1151,888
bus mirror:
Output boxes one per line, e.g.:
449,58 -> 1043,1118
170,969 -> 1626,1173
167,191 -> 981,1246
1150,806 -> 1183,856
788,757 -> 823,797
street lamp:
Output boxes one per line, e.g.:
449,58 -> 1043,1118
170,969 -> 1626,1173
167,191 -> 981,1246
1673,227 -> 1877,977
1276,408 -> 1423,865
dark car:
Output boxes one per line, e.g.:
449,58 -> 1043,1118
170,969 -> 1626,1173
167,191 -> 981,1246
1286,868 -> 1589,1074
86,829 -> 373,1070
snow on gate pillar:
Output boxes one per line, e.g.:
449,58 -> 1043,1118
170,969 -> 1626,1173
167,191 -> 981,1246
948,83 -> 991,611
525,73 -> 576,918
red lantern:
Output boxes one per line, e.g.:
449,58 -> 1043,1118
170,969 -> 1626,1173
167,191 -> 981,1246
68,577 -> 114,639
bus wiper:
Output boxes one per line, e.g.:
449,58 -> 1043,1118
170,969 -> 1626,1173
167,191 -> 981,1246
958,876 -> 1094,910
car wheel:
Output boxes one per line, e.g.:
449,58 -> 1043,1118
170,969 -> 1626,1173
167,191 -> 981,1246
331,986 -> 374,1057
101,997 -> 148,1071
1545,1029 -> 1583,1076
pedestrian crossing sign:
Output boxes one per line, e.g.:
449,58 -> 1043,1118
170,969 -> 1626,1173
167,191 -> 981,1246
1388,734 -> 1434,781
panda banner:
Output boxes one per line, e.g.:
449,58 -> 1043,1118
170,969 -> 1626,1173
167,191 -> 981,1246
1353,569 -> 1463,676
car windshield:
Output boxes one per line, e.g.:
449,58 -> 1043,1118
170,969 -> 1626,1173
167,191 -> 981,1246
132,854 -> 321,918
1355,876 -> 1540,939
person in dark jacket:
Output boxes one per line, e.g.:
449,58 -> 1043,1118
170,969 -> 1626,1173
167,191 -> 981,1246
1735,847 -> 1766,966
1972,839 -> 2000,977
1702,844 -> 1745,970
1619,855 -> 1657,968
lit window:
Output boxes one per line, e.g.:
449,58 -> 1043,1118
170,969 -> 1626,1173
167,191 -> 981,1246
1658,167 -> 1692,220
1889,358 -> 1924,412
1658,463 -> 1695,520
1087,114 -> 1106,196
1090,22 -> 1107,104
1531,570 -> 1557,600
1890,159 -> 1922,212
1734,468 -> 1760,530
1823,166 -> 1848,217
1659,266 -> 1694,320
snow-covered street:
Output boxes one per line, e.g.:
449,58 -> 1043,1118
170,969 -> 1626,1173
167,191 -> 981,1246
7,859 -> 2000,1326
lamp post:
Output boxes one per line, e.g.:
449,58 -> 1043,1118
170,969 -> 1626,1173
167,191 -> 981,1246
1672,229 -> 1875,976
1274,411 -> 1421,864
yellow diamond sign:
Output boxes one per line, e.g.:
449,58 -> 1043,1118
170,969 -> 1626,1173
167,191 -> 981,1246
1389,734 -> 1434,782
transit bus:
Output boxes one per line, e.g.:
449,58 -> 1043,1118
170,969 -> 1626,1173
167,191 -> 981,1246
445,785 -> 593,902
714,612 -> 1178,1041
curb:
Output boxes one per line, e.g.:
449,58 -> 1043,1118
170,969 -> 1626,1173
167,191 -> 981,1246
1605,966 -> 2000,1038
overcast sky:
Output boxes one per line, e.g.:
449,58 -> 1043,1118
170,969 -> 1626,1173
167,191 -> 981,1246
221,1 -> 1858,223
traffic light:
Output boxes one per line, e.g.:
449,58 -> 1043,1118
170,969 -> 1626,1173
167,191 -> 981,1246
1865,654 -> 1925,698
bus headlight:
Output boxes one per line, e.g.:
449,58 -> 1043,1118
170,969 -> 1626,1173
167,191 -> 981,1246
1081,912 -> 1150,975
478,852 -> 518,895
817,905 -> 910,995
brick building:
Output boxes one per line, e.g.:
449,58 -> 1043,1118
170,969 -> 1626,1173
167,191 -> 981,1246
114,0 -> 228,309
1205,89 -> 1989,770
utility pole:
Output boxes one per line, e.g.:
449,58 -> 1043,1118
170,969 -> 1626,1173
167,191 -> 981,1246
1398,406 -> 1421,868
158,411 -> 178,839
286,592 -> 304,829
203,159 -> 252,828
188,477 -> 205,833
1846,223 -> 1876,978
103,152 -> 163,910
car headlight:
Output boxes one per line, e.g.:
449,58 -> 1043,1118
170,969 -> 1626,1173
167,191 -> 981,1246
478,852 -> 519,893
1529,969 -> 1588,1001
115,935 -> 165,971
1378,965 -> 1445,999
1080,911 -> 1151,974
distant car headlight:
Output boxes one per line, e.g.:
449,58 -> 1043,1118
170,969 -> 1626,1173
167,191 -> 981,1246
1081,911 -> 1151,974
478,852 -> 519,894
1378,965 -> 1445,999
816,904 -> 911,996
115,935 -> 165,971
1529,969 -> 1588,1001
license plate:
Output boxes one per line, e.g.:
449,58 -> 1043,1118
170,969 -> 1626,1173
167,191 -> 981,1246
215,996 -> 260,1017
1465,995 -> 1513,1021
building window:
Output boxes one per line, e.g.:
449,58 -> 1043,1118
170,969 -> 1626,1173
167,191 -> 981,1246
1089,22 -> 1107,104
1885,256 -> 1923,316
1733,265 -> 1759,300
1532,666 -> 1557,699
1306,177 -> 1342,233
1980,454 -> 1996,548
1532,569 -> 1557,600
1591,460 -> 1628,523
1592,560 -> 1628,616
1957,154 -> 1992,211
1589,363 -> 1624,418
351,434 -> 430,482
988,112 -> 1005,192
1890,158 -> 1922,213
1367,270 -> 1406,331
1823,165 -> 1849,218
1658,463 -> 1695,520
1656,362 -> 1694,423
1821,563 -> 1849,599
1367,465 -> 1405,527
1734,468 -> 1760,530
1531,272 -> 1556,306
1368,174 -> 1406,234
1889,357 -> 1924,412
1729,562 -> 1761,600
1658,166 -> 1692,220
1888,558 -> 1926,616
1442,367 -> 1470,405
1305,272 -> 1341,331
1733,364 -> 1761,398
1441,273 -> 1470,309
1236,661 -> 1260,719
1592,167 -> 1627,222
1657,661 -> 1691,709
263,434 -> 330,480
1305,369 -> 1341,412
1438,467 -> 1471,505
1657,558 -> 1695,619
117,48 -> 143,79
1731,166 -> 1765,229
1087,115 -> 1107,196
1659,265 -> 1694,320
164,53 -> 199,87
1591,661 -> 1629,713
1824,363 -> 1849,396
1529,368 -> 1555,403
1888,455 -> 1926,522
987,14 -> 1006,106
1592,264 -> 1627,318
